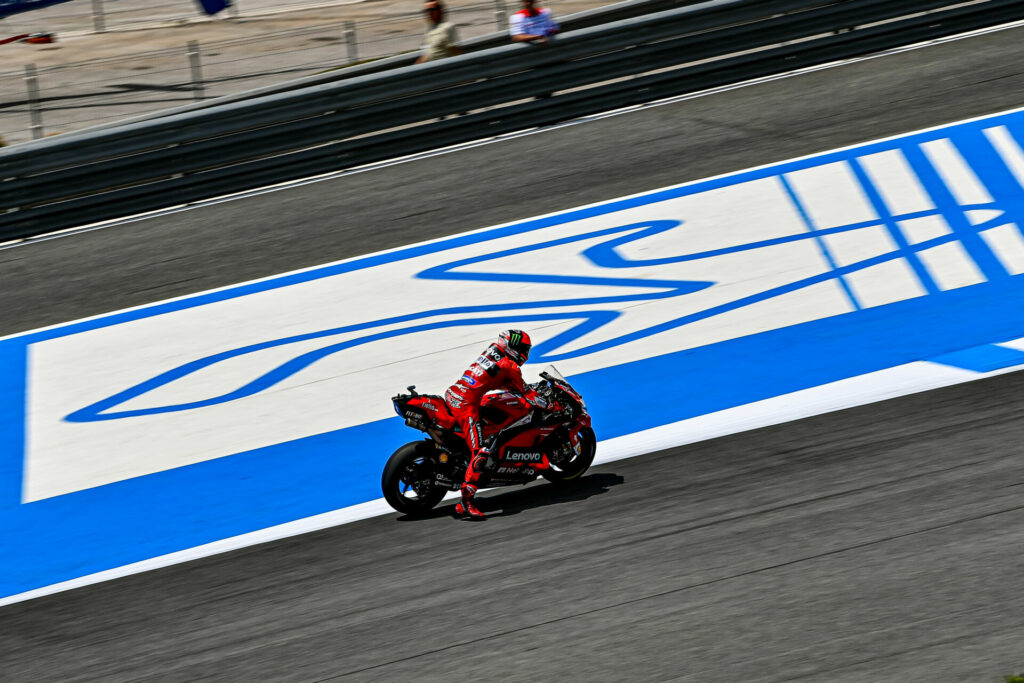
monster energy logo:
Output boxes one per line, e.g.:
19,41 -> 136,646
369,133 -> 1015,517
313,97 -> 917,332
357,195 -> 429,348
509,331 -> 522,347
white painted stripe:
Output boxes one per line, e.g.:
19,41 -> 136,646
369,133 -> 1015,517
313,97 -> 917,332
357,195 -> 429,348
999,337 -> 1024,353
844,259 -> 927,309
984,125 -> 1024,189
918,242 -> 986,290
898,215 -> 952,245
980,223 -> 1024,275
964,208 -> 1004,226
785,161 -> 878,229
821,225 -> 898,268
920,138 -> 994,206
858,149 -> 935,217
3,353 -> 1022,608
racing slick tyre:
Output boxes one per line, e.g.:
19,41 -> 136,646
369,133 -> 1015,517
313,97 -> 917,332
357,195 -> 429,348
542,427 -> 596,485
382,440 -> 448,515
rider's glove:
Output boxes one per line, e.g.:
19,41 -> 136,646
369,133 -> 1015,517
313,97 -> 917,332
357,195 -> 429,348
547,401 -> 563,413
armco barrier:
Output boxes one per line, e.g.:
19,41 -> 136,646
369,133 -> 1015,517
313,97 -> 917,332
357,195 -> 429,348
3,0 -> 1023,241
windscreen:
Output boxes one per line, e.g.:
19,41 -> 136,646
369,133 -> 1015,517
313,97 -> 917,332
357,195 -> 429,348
542,365 -> 567,383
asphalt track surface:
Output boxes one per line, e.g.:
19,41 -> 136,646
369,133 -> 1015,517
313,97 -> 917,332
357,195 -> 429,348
3,24 -> 1024,682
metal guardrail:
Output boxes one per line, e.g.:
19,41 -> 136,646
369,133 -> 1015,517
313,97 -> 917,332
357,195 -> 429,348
3,0 -> 1023,240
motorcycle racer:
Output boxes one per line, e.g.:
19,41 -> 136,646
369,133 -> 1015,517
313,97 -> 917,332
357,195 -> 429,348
445,329 -> 548,520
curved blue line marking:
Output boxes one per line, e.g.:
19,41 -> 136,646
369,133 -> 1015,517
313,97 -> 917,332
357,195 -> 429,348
65,312 -> 619,422
64,179 -> 1024,423
67,220 -> 714,422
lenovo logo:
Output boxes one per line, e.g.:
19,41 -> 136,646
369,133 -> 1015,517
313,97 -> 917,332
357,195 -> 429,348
505,451 -> 543,463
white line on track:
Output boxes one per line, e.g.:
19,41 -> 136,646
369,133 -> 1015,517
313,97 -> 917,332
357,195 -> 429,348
5,16 -> 1024,252
1,356 -> 1019,608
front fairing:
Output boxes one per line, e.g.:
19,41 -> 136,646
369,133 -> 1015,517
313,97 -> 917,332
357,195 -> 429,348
539,365 -> 587,414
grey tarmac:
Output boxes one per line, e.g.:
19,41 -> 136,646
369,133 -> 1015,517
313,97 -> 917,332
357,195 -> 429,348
2,369 -> 1023,680
2,22 -> 1024,683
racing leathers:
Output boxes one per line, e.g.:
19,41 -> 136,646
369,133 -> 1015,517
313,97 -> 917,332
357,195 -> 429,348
445,343 -> 542,514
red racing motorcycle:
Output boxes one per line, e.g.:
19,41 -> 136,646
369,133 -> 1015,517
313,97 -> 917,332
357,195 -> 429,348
382,366 -> 596,515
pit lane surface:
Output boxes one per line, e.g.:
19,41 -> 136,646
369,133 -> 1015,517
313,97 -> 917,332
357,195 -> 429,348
3,373 -> 1024,680
4,24 -> 1024,681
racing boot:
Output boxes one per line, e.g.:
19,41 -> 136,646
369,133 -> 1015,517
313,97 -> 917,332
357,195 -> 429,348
455,483 -> 486,520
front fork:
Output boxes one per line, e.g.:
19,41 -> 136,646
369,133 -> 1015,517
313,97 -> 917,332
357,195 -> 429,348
569,413 -> 591,454
549,416 -> 588,467
568,426 -> 582,455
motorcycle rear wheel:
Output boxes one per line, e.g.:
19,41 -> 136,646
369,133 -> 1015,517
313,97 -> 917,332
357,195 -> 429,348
381,440 -> 448,515
543,427 -> 596,484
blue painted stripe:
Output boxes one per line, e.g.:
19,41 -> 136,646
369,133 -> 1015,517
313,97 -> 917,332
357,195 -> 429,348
0,340 -> 25,509
847,156 -> 941,296
956,126 -> 1024,240
903,140 -> 1008,282
0,417 -> 411,597
929,344 -> 1024,373
4,275 -> 1024,597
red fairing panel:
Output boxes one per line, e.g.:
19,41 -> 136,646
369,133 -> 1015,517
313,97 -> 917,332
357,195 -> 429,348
408,395 -> 456,430
479,392 -> 531,432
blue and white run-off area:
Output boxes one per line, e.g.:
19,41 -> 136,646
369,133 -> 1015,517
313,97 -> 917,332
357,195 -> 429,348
6,105 -> 1024,604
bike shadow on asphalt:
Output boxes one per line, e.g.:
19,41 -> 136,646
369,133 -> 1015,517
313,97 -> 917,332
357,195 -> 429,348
397,472 -> 625,521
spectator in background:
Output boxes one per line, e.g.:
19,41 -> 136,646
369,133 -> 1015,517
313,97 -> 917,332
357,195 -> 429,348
509,0 -> 559,43
416,0 -> 462,63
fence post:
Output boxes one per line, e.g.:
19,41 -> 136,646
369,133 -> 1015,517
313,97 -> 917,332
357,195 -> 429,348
91,0 -> 107,33
24,64 -> 44,140
344,20 -> 358,65
493,0 -> 508,32
187,40 -> 205,101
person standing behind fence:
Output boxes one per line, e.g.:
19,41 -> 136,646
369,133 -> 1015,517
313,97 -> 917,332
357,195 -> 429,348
416,0 -> 463,63
509,0 -> 560,43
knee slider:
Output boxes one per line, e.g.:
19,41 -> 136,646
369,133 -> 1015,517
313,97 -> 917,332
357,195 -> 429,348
470,455 -> 490,474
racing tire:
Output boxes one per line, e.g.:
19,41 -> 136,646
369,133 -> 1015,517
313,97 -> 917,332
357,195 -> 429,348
542,427 -> 596,484
381,440 -> 448,515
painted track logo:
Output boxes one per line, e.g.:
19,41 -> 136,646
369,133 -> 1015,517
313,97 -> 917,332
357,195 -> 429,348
64,125 -> 1024,424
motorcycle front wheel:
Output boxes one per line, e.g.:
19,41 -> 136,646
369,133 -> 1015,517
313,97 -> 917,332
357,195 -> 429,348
381,440 -> 448,515
543,427 -> 597,484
